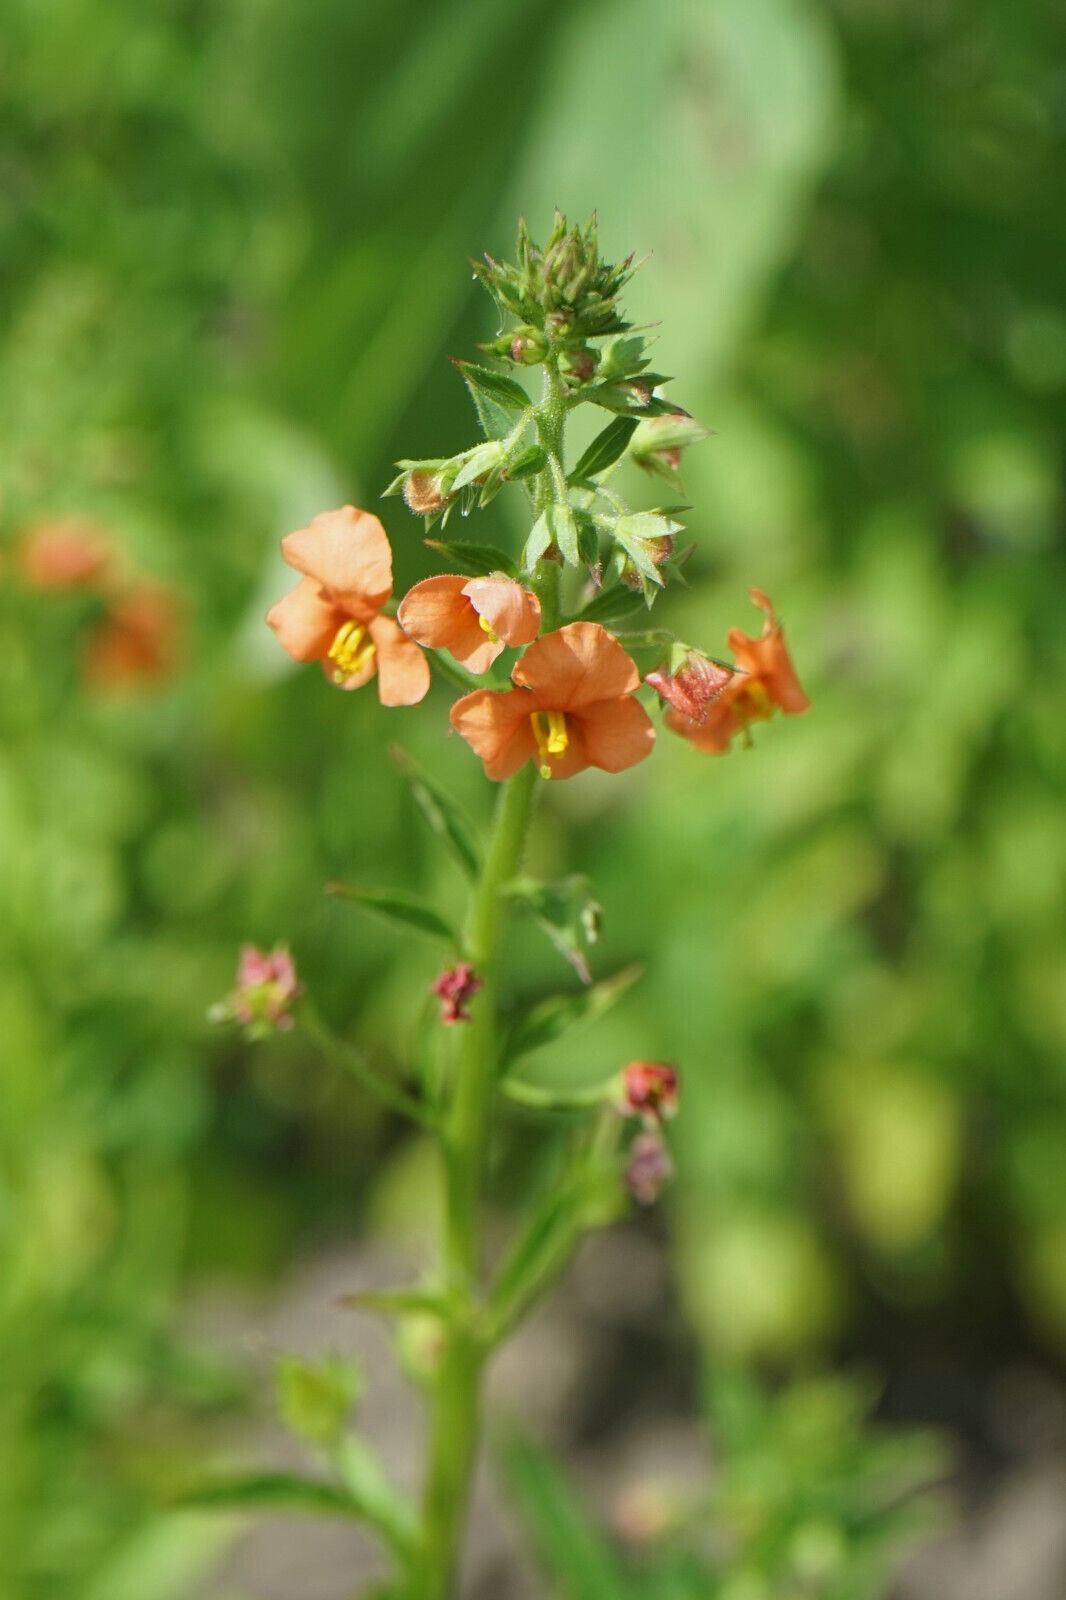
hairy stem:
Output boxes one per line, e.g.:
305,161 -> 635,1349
412,762 -> 538,1598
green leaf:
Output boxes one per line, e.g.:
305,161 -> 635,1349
504,874 -> 602,983
452,358 -> 531,439
424,538 -> 517,577
550,502 -> 581,565
507,965 -> 642,1062
504,443 -> 548,480
450,440 -> 505,492
176,1473 -> 362,1519
325,884 -> 457,944
391,746 -> 481,880
500,1432 -> 629,1600
575,584 -> 645,626
570,415 -> 639,481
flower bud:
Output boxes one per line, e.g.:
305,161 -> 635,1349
619,1061 -> 679,1126
431,961 -> 482,1024
510,331 -> 548,365
561,346 -> 597,384
625,1131 -> 673,1205
402,468 -> 451,516
210,944 -> 302,1039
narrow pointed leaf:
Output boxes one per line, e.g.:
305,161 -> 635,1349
575,584 -> 645,626
570,416 -> 638,481
424,538 -> 517,578
452,359 -> 531,439
547,502 -> 580,566
391,747 -> 481,880
176,1473 -> 362,1519
500,1433 -> 629,1600
504,443 -> 548,480
338,1284 -> 450,1317
507,965 -> 642,1061
325,884 -> 456,944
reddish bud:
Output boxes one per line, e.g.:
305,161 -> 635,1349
431,961 -> 482,1024
620,1060 -> 679,1126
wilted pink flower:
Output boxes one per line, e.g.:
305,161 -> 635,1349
626,1131 -> 674,1206
211,944 -> 302,1037
620,1061 -> 679,1126
645,653 -> 733,725
431,962 -> 482,1024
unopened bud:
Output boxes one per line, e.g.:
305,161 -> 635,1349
561,347 -> 597,383
619,1061 -> 679,1126
403,469 -> 450,516
510,332 -> 547,365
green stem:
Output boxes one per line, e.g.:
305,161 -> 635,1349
412,762 -> 538,1599
300,1002 -> 433,1129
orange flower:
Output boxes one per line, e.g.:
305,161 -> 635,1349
450,621 -> 655,781
662,589 -> 809,753
266,506 -> 429,706
397,574 -> 541,673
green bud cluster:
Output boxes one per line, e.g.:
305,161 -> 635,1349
388,214 -> 711,607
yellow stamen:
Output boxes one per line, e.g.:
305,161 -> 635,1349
477,613 -> 500,643
327,619 -> 376,684
530,710 -> 569,779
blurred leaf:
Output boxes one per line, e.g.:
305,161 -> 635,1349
325,883 -> 457,944
507,965 -> 641,1061
176,1473 -> 363,1518
500,1431 -> 631,1600
392,745 -> 481,880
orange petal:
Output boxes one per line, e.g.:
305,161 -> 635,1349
727,624 -> 809,714
397,574 -> 470,647
398,575 -> 500,672
267,577 -> 342,662
665,701 -> 741,753
369,614 -> 430,706
514,622 -> 639,710
462,577 -> 541,648
450,688 -> 536,780
578,696 -> 656,772
281,507 -> 393,615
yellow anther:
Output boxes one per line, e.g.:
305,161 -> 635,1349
530,710 -> 569,779
477,613 -> 500,643
327,620 -> 376,684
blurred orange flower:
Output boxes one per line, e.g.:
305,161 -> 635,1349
18,516 -> 113,591
83,586 -> 181,689
660,589 -> 809,753
398,573 -> 541,673
267,506 -> 429,706
450,621 -> 654,781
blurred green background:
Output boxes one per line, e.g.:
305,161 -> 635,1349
2,0 -> 1065,1593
